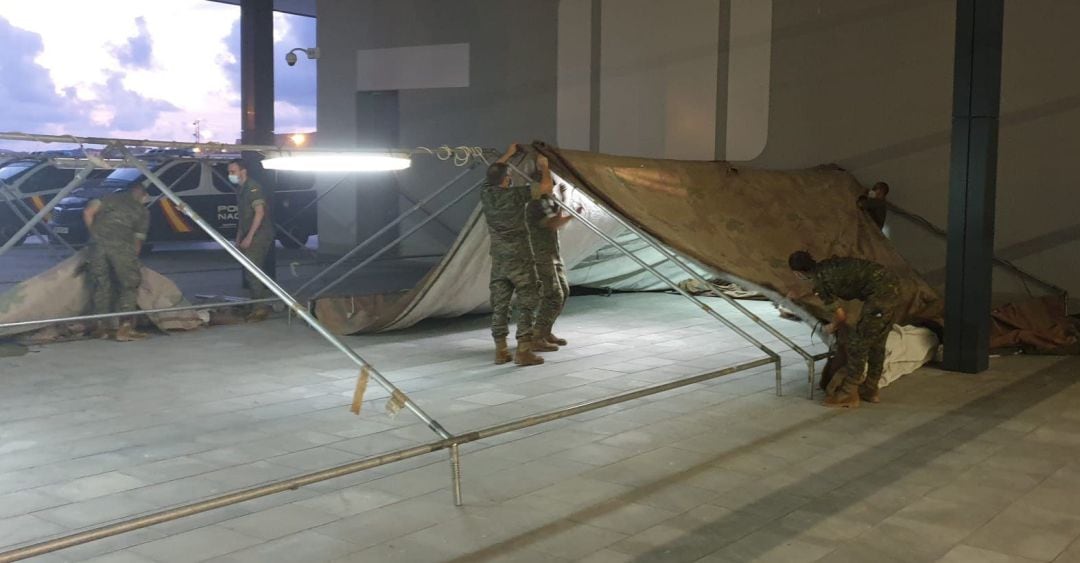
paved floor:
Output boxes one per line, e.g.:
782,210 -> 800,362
2,293 -> 1079,562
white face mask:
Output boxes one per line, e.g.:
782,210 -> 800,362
228,174 -> 240,185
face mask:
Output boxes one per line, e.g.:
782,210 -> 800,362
228,174 -> 240,185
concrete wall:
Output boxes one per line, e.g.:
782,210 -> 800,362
315,0 -> 1080,298
316,0 -> 558,257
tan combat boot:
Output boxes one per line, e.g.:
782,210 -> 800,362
494,337 -> 512,365
859,386 -> 881,404
823,388 -> 859,409
90,321 -> 111,340
532,336 -> 559,352
546,333 -> 568,346
514,340 -> 545,366
114,322 -> 147,342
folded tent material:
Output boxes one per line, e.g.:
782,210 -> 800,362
315,145 -> 943,335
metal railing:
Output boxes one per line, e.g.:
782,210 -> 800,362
0,358 -> 772,562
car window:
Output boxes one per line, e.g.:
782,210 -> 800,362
211,164 -> 235,193
147,162 -> 199,194
106,168 -> 143,183
0,163 -> 34,182
19,165 -> 76,194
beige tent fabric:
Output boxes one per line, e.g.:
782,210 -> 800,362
316,190 -> 627,335
538,146 -> 943,326
0,250 -> 208,338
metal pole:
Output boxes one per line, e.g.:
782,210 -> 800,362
312,180 -> 484,299
549,197 -> 784,392
0,162 -> 96,257
6,192 -> 77,254
450,444 -> 463,507
0,358 -> 769,562
295,164 -> 477,297
121,148 -> 452,441
609,212 -> 819,398
277,174 -> 347,229
0,298 -> 279,331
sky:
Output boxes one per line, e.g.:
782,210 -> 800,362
0,0 -> 316,150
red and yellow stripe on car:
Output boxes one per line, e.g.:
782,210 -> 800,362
159,198 -> 193,233
28,196 -> 53,221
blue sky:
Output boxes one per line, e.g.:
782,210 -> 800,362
0,0 -> 316,149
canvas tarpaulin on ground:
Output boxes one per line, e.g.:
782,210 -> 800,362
537,145 -> 943,327
0,250 -> 208,338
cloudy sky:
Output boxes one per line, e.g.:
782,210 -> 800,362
0,0 -> 315,150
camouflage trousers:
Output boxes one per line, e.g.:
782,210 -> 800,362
87,243 -> 141,315
838,296 -> 897,394
241,235 -> 273,300
534,259 -> 569,336
490,257 -> 539,341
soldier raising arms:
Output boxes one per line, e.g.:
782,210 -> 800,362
789,251 -> 900,408
480,144 -> 551,367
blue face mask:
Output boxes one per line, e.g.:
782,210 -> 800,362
228,174 -> 240,185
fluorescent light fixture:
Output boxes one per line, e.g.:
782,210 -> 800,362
262,151 -> 411,172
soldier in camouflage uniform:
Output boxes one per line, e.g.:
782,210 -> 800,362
529,183 -> 579,348
83,184 -> 150,341
789,251 -> 900,407
228,159 -> 274,321
480,144 -> 550,366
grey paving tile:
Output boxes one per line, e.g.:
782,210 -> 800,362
218,503 -> 340,540
130,526 -> 263,563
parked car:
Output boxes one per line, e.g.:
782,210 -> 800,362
48,156 -> 318,249
0,157 -> 111,246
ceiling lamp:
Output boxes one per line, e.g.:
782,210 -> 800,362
262,151 -> 411,172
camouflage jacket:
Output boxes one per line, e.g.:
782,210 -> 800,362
89,192 -> 149,247
480,182 -> 535,262
812,257 -> 899,304
238,178 -> 273,240
526,194 -> 562,264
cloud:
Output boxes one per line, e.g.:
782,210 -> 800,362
0,16 -> 90,132
96,73 -> 178,131
112,16 -> 153,69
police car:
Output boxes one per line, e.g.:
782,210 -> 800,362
0,155 -> 112,246
48,153 -> 318,249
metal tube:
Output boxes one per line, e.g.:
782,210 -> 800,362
540,191 -> 783,380
559,170 -> 820,399
312,180 -> 484,299
0,358 -> 768,562
0,298 -> 279,331
450,444 -> 463,507
0,162 -> 96,257
277,174 -> 347,228
120,149 -> 452,441
7,193 -> 77,254
294,164 -> 477,297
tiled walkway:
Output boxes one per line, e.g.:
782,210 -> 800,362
2,293 -> 1079,562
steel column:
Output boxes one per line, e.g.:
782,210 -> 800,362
944,0 -> 1004,373
240,0 -> 274,146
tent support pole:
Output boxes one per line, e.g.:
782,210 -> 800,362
547,197 -> 784,394
311,180 -> 485,300
294,164 -> 478,298
120,147 -> 452,442
0,161 -> 98,258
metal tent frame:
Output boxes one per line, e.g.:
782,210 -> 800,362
0,134 -> 821,562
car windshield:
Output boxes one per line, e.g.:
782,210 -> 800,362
105,168 -> 144,183
0,163 -> 33,181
